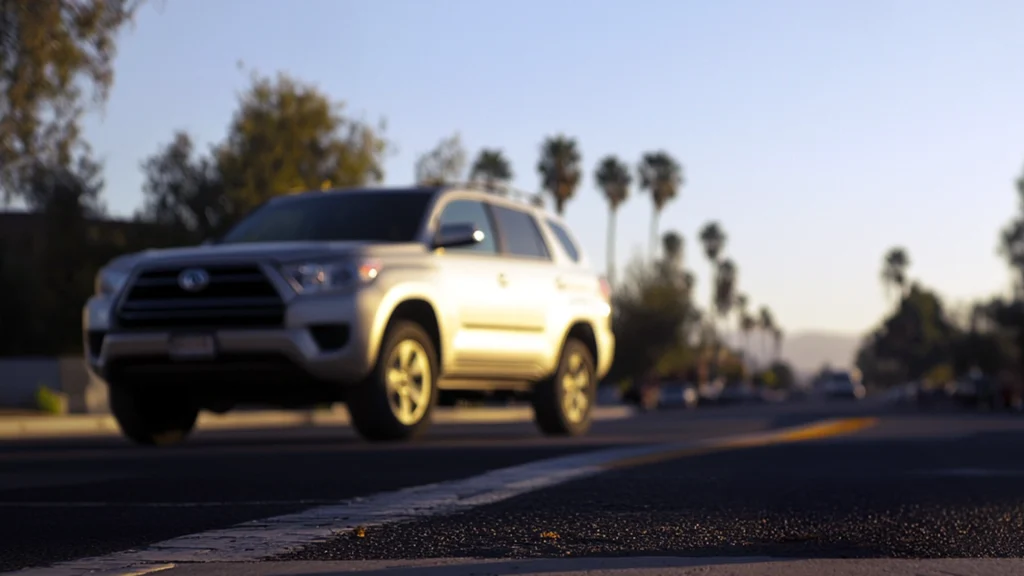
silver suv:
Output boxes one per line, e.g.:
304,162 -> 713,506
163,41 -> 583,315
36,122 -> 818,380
84,184 -> 615,444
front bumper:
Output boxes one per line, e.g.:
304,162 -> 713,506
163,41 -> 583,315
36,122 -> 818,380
83,289 -> 380,385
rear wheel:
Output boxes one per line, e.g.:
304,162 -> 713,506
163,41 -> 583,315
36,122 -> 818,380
109,384 -> 199,446
347,321 -> 438,442
532,338 -> 596,437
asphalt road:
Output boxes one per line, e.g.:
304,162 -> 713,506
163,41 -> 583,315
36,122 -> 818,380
288,405 -> 1024,561
0,403 -> 775,573
3,400 -> 1024,572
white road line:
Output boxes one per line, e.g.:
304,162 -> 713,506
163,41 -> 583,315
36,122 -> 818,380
3,419 -> 873,576
0,501 -> 339,508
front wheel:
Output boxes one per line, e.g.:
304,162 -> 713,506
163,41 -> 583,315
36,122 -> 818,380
532,338 -> 597,437
109,384 -> 199,446
347,321 -> 438,442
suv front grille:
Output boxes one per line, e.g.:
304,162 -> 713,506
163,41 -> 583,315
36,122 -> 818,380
116,264 -> 285,329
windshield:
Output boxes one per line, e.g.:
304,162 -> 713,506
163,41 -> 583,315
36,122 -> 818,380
220,190 -> 435,244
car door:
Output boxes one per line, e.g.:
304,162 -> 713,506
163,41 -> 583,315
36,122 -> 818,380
431,198 -> 521,377
487,203 -> 561,376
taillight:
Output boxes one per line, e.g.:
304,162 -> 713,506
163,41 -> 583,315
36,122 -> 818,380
598,276 -> 612,301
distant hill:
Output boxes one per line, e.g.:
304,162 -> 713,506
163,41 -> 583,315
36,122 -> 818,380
781,330 -> 863,377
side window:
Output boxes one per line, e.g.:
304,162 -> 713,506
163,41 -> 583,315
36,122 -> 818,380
490,205 -> 551,259
545,220 -> 580,262
436,199 -> 497,254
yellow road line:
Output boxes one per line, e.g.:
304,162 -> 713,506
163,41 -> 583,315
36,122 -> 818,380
600,417 -> 879,470
110,564 -> 176,576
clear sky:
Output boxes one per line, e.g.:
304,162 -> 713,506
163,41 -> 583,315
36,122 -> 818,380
81,0 -> 1024,335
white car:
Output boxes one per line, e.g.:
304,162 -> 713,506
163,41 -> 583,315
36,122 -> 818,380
83,184 -> 615,445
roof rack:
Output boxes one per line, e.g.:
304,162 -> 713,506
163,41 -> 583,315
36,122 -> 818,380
443,181 -> 547,209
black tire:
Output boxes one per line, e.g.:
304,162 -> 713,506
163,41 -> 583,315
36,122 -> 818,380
532,338 -> 597,437
109,384 -> 199,446
347,320 -> 439,442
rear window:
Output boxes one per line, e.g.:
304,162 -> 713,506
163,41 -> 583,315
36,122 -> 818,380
221,190 -> 434,244
545,219 -> 580,262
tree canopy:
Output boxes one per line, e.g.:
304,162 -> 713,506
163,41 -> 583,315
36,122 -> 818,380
138,132 -> 228,242
469,148 -> 512,192
216,72 -> 387,215
415,133 -> 466,186
137,72 -> 389,241
537,135 -> 581,215
0,0 -> 142,202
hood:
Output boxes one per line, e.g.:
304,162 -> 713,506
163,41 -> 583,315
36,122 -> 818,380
106,241 -> 424,271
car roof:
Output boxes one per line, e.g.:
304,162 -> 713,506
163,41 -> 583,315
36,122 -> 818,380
274,184 -> 567,227
274,186 -> 441,201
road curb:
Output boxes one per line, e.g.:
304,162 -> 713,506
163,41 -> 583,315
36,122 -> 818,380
0,405 -> 637,441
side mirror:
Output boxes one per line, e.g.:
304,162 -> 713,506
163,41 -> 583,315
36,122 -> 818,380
434,223 -> 485,249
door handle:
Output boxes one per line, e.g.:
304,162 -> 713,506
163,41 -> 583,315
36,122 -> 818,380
555,276 -> 567,290
497,273 -> 509,287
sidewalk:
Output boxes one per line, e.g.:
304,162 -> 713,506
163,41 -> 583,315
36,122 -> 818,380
0,405 -> 636,441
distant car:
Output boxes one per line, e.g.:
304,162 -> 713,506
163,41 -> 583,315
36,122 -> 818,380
83,184 -> 614,445
714,383 -> 763,405
822,372 -> 866,400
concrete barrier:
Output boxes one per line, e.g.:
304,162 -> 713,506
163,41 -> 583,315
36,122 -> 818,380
0,356 -> 107,414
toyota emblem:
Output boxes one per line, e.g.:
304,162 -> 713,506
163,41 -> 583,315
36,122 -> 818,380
178,268 -> 211,292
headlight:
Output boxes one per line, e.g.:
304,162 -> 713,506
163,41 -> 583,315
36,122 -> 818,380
94,268 -> 130,296
280,258 -> 383,294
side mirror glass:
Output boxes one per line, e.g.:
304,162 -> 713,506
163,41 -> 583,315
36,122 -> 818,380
434,223 -> 484,249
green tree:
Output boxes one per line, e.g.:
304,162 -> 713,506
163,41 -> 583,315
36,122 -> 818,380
216,72 -> 387,216
0,0 -> 142,202
8,158 -> 122,355
610,256 -> 697,386
469,148 -> 512,193
537,135 -> 582,215
137,132 -> 228,242
1000,167 -> 1024,294
855,283 -> 958,388
416,133 -> 466,186
950,301 -> 1011,378
595,155 -> 631,286
638,151 -> 683,259
881,247 -> 911,304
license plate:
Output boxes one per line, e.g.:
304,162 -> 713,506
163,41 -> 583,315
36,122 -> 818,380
168,334 -> 216,360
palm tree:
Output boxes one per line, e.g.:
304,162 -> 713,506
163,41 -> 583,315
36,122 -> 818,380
662,231 -> 684,268
741,312 -> 757,364
758,306 -> 775,367
771,326 -> 784,363
469,149 -> 513,193
734,293 -> 749,356
699,221 -> 727,339
714,259 -> 737,360
638,151 -> 683,260
881,247 -> 911,304
537,135 -> 582,215
595,156 -> 632,286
